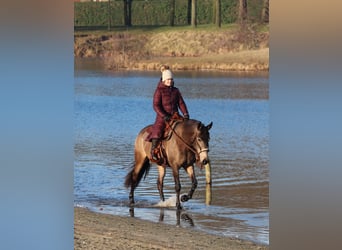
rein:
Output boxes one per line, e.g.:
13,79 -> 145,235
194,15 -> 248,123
166,120 -> 207,161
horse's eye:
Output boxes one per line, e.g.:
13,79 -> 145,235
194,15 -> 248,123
197,138 -> 202,142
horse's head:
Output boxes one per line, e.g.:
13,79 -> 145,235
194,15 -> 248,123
194,121 -> 213,168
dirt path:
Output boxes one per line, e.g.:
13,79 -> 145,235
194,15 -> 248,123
74,207 -> 268,250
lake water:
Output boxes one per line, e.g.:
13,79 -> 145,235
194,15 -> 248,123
74,59 -> 269,245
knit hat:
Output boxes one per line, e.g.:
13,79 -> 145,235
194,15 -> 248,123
162,69 -> 173,81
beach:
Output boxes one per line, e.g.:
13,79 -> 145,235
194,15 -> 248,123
74,207 -> 268,250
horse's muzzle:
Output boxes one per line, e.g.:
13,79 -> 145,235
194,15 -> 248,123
202,159 -> 209,165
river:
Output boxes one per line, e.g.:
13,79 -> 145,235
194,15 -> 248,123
74,59 -> 269,245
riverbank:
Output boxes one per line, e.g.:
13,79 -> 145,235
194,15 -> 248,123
74,25 -> 269,72
74,207 -> 268,250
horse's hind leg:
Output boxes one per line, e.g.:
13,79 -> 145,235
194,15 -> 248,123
127,151 -> 149,205
128,183 -> 136,205
157,165 -> 166,202
127,170 -> 137,205
181,165 -> 197,202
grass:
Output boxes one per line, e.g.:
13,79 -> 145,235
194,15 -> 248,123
75,23 -> 268,36
74,23 -> 269,71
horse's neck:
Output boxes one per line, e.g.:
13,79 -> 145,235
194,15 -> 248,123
174,120 -> 198,140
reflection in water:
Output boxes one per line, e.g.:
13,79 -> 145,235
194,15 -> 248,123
129,206 -> 195,227
181,212 -> 195,227
129,207 -> 134,217
74,61 -> 269,245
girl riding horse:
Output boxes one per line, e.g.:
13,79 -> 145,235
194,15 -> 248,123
147,69 -> 189,161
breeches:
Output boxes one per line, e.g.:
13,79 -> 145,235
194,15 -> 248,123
150,117 -> 166,139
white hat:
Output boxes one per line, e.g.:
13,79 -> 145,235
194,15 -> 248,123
162,69 -> 173,81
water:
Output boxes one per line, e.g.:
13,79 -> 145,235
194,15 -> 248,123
74,59 -> 269,245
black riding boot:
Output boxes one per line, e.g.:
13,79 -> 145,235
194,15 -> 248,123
151,139 -> 159,161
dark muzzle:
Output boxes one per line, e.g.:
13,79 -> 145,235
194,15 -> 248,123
202,159 -> 209,165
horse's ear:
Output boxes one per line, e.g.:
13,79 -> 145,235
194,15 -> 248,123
206,122 -> 213,130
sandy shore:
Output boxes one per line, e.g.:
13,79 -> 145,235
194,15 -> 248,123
74,207 -> 268,250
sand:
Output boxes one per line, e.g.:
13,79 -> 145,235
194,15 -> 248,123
74,207 -> 268,250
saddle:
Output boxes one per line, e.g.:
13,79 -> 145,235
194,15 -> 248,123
150,112 -> 184,165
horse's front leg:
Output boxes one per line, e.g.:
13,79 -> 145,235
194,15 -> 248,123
157,165 -> 166,201
172,169 -> 182,209
181,165 -> 197,202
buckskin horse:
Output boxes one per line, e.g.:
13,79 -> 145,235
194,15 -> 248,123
125,118 -> 212,210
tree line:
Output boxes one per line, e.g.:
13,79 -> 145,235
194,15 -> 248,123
122,0 -> 269,27
74,0 -> 269,28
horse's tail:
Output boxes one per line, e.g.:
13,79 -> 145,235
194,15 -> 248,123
124,158 -> 151,188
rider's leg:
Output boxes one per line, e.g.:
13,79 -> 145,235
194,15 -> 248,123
151,138 -> 160,161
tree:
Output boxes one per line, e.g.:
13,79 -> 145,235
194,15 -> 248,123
261,0 -> 269,23
107,0 -> 111,30
213,0 -> 221,27
170,0 -> 175,26
124,0 -> 132,27
238,0 -> 248,23
187,0 -> 191,25
191,0 -> 197,27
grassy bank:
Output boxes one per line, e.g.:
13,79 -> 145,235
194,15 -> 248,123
74,24 -> 269,72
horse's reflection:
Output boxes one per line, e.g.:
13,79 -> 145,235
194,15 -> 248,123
180,211 -> 195,226
129,207 -> 134,217
129,207 -> 194,227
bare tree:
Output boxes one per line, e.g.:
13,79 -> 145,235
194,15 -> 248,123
238,0 -> 247,23
187,0 -> 191,25
214,0 -> 221,27
124,0 -> 132,27
261,0 -> 269,23
191,0 -> 197,27
107,0 -> 111,30
170,0 -> 175,26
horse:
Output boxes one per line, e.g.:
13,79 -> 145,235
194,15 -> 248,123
125,118 -> 212,210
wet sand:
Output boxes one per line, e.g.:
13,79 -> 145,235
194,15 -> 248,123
74,207 -> 268,250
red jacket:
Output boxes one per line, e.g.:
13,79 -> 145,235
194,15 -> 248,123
153,81 -> 189,119
148,81 -> 189,140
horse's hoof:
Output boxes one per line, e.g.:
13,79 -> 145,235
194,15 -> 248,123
181,194 -> 189,202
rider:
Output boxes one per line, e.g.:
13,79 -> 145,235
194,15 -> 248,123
149,68 -> 189,161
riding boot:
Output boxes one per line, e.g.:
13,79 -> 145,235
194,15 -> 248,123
151,139 -> 159,161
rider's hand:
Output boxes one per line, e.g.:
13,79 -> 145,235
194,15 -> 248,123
184,114 -> 189,120
164,115 -> 171,121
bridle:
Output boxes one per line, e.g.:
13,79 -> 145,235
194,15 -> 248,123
167,121 -> 209,162
198,145 -> 209,154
